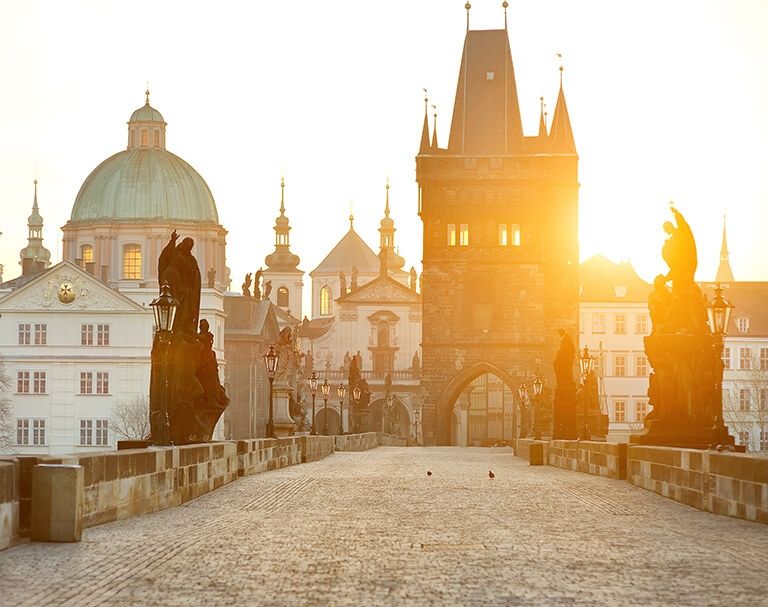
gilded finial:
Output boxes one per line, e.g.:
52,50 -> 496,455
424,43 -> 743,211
465,2 -> 471,31
279,176 -> 285,215
145,84 -> 150,105
385,179 -> 390,217
349,213 -> 354,230
503,1 -> 508,30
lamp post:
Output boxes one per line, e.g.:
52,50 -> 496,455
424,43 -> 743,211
321,379 -> 331,435
263,344 -> 278,438
517,383 -> 529,438
706,282 -> 734,439
532,376 -> 543,440
337,383 -> 346,435
352,384 -> 361,433
578,347 -> 595,440
149,282 -> 179,446
309,371 -> 319,435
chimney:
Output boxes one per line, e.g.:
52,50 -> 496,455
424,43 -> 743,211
100,265 -> 109,283
21,258 -> 33,276
85,261 -> 96,276
74,258 -> 85,270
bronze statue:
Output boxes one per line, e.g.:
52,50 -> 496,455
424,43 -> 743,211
339,271 -> 347,294
649,274 -> 672,333
552,328 -> 577,439
242,273 -> 252,297
158,230 -> 201,336
662,207 -> 697,291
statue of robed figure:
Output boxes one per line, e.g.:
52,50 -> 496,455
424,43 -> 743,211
630,207 -> 734,449
150,231 -> 230,445
552,329 -> 578,440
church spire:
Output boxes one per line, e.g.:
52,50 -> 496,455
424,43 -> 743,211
379,180 -> 405,273
431,105 -> 438,148
419,91 -> 431,154
715,215 -> 735,283
264,176 -> 300,272
549,66 -> 576,153
20,179 -> 51,276
538,96 -> 547,137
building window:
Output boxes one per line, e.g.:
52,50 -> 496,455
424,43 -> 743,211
34,323 -> 47,345
760,348 -> 768,371
97,324 -> 110,346
447,224 -> 457,246
153,130 -> 160,147
140,129 -> 148,147
635,400 -> 648,422
760,389 -> 768,409
738,431 -> 750,447
736,318 -> 749,333
739,389 -> 750,412
614,314 -> 626,334
81,324 -> 93,346
33,371 -> 46,394
95,420 -> 109,446
459,223 -> 469,246
277,287 -> 289,307
80,372 -> 93,394
739,348 -> 751,370
722,347 -> 731,370
17,372 -> 30,394
96,372 -> 109,394
635,355 -> 647,377
320,286 -> 332,316
635,314 -> 648,334
32,419 -> 46,445
18,323 -> 31,345
760,429 -> 768,451
614,400 -> 626,422
80,419 -> 93,446
510,224 -> 521,246
81,244 -> 94,264
614,355 -> 626,377
592,313 -> 605,333
16,419 -> 29,445
122,244 -> 142,279
498,224 -> 508,246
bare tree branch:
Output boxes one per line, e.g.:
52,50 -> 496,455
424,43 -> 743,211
110,396 -> 151,441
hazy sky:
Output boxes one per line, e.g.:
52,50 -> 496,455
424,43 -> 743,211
1,1 -> 767,300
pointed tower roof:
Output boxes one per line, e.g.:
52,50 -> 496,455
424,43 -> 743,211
419,93 -> 431,154
447,28 -> 523,154
378,180 -> 406,274
310,217 -> 380,276
19,179 -> 51,275
715,216 -> 735,282
264,177 -> 301,272
431,107 -> 438,148
538,96 -> 547,138
549,68 -> 576,153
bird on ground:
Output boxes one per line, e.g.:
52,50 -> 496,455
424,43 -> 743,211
427,470 -> 432,476
488,470 -> 495,479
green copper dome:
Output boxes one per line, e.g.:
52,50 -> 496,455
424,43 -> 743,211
129,104 -> 165,123
70,148 -> 219,223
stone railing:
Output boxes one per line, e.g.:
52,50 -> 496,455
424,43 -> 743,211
0,460 -> 19,550
548,440 -> 627,480
4,432 -> 408,547
628,446 -> 767,524
316,369 -> 418,382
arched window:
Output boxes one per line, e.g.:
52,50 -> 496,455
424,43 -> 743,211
277,286 -> 289,307
320,286 -> 332,316
122,244 -> 142,279
153,130 -> 160,147
140,130 -> 148,147
80,244 -> 94,264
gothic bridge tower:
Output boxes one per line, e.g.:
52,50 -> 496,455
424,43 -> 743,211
416,12 -> 579,444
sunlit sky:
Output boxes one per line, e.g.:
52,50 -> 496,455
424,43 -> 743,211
1,1 -> 767,302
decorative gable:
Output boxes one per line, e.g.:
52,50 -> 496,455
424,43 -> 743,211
0,261 -> 146,313
338,276 -> 420,305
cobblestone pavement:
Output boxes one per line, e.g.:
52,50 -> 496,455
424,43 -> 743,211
1,447 -> 767,607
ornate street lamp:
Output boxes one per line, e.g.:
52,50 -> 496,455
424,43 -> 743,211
578,347 -> 596,440
149,282 -> 179,445
263,344 -> 278,438
532,376 -> 543,440
352,384 -> 361,433
706,283 -> 735,440
320,378 -> 331,435
579,346 -> 595,379
309,371 -> 319,436
337,383 -> 346,435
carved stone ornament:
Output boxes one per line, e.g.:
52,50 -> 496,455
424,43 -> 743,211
7,270 -> 131,312
350,283 -> 416,302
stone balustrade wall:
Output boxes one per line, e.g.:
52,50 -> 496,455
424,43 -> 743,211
236,436 -> 336,476
0,460 -> 19,550
548,440 -> 627,480
628,446 -> 768,524
334,432 -> 380,452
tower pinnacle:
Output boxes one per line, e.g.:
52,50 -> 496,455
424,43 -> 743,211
715,215 -> 735,282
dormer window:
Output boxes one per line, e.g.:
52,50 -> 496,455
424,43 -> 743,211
737,317 -> 750,333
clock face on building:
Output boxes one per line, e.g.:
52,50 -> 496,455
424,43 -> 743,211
57,280 -> 76,304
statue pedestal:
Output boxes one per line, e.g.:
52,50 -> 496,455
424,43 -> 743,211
630,334 -> 734,449
552,384 -> 578,440
272,384 -> 296,437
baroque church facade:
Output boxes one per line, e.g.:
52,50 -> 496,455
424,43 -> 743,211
0,93 -> 228,454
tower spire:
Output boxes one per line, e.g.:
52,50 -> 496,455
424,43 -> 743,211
384,178 -> 391,217
431,105 -> 438,148
715,215 -> 735,282
279,175 -> 286,216
20,179 -> 51,275
465,2 -> 471,32
419,90 -> 431,154
264,176 -> 300,272
538,97 -> 547,137
549,64 -> 576,153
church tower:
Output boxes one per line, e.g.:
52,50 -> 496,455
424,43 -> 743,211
715,216 -> 735,283
378,181 -> 407,284
19,180 -> 52,276
416,9 -> 579,444
263,177 -> 303,319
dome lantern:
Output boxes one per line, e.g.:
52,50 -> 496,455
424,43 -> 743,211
127,89 -> 167,150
